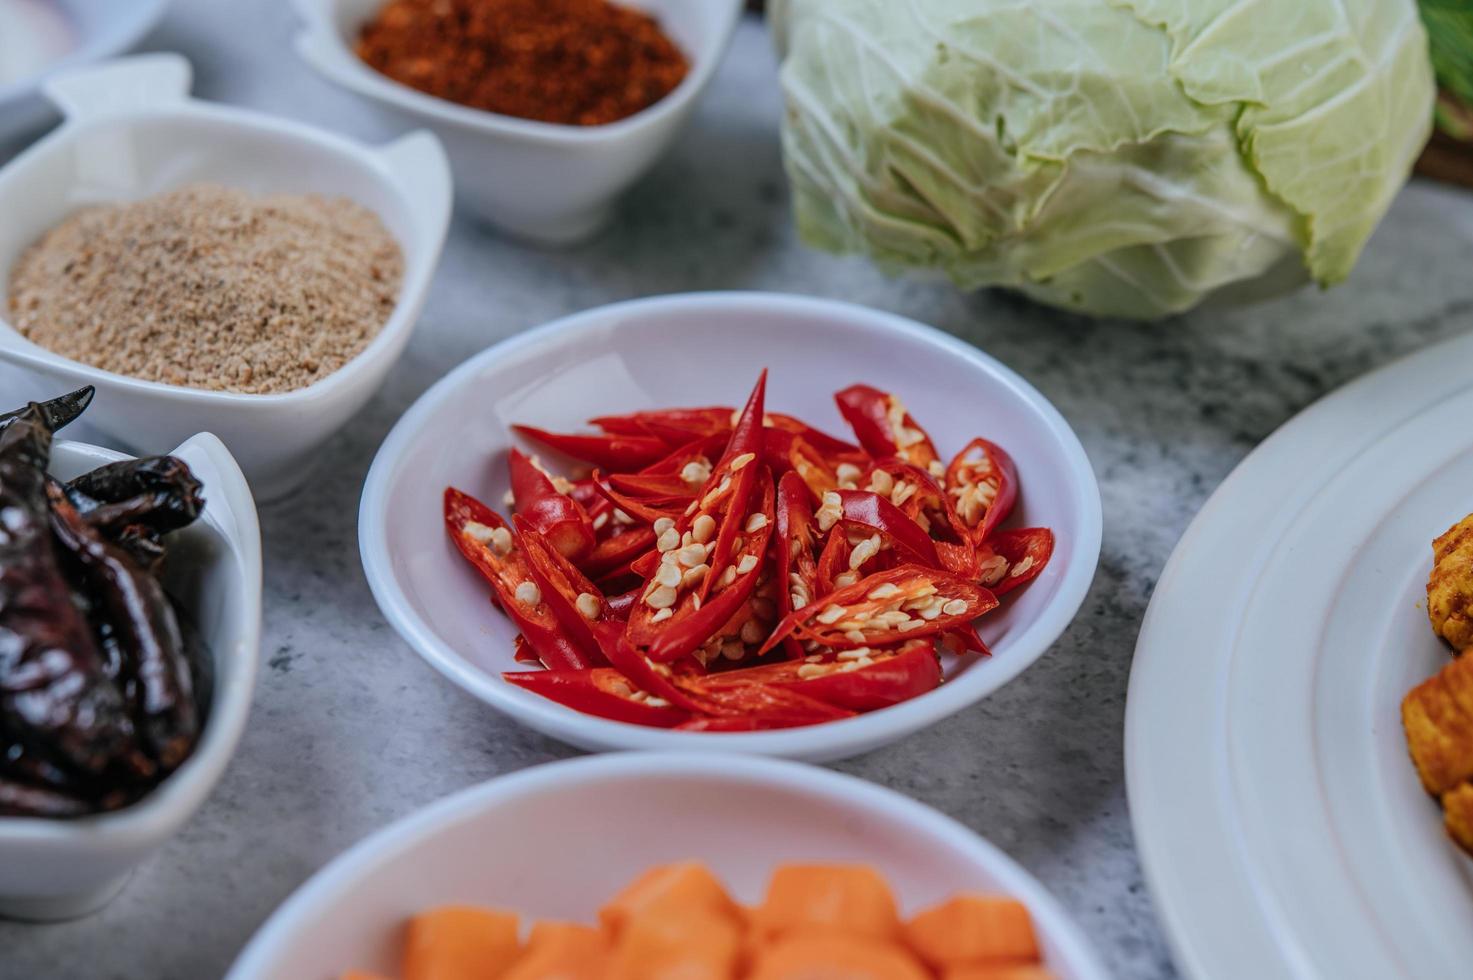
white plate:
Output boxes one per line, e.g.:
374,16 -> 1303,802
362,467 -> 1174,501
1126,329 -> 1473,979
359,292 -> 1102,762
225,753 -> 1109,980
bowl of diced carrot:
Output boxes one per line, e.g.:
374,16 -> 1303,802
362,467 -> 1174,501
225,753 -> 1107,980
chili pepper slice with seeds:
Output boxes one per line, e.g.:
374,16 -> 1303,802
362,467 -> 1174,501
503,667 -> 689,727
444,487 -> 598,671
834,384 -> 944,477
512,424 -> 670,471
945,437 -> 1018,544
975,527 -> 1054,595
508,448 -> 596,562
763,565 -> 996,654
694,640 -> 941,712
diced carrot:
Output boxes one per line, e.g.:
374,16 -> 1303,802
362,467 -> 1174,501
941,968 -> 1055,980
904,896 -> 1039,968
751,865 -> 901,942
604,907 -> 743,980
599,862 -> 740,935
747,934 -> 930,980
403,905 -> 521,980
502,921 -> 605,980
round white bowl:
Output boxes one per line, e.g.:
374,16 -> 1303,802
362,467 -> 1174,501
359,292 -> 1102,761
0,432 -> 262,922
226,753 -> 1108,979
0,0 -> 170,144
292,0 -> 744,244
0,53 -> 452,501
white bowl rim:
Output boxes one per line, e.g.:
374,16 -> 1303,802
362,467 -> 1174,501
0,433 -> 262,847
225,751 -> 1110,980
0,0 -> 171,106
358,291 -> 1103,757
0,53 -> 452,409
290,0 -> 745,146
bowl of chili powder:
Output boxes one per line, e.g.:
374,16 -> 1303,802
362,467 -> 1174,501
294,0 -> 744,244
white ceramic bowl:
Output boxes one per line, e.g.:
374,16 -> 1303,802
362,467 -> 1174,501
359,292 -> 1102,761
0,432 -> 262,922
0,0 -> 170,144
292,0 -> 744,244
226,753 -> 1108,979
0,53 -> 452,501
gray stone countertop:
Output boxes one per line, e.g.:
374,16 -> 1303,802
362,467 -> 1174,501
4,3 -> 1473,978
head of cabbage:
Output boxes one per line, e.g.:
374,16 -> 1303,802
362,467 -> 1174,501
771,0 -> 1435,320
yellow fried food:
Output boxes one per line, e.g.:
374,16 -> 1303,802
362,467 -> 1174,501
1442,782 -> 1473,855
1428,514 -> 1473,653
1402,652 -> 1473,795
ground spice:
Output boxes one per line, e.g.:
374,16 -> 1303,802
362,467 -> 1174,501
355,0 -> 689,126
6,184 -> 402,395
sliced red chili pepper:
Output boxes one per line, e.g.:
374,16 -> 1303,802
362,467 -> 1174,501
606,471 -> 699,504
693,371 -> 768,598
942,624 -> 991,656
512,634 -> 540,664
830,489 -> 942,569
503,668 -> 690,727
628,467 -> 776,664
774,471 -> 821,660
579,526 -> 656,579
856,459 -> 977,576
590,472 -> 686,525
834,384 -> 943,476
508,449 -> 595,562
604,584 -> 640,620
671,679 -> 856,729
945,437 -> 1018,543
444,487 -> 597,670
815,530 -> 852,597
767,413 -> 866,464
696,640 -> 941,712
590,406 -> 733,447
513,515 -> 613,668
513,424 -> 669,472
974,527 -> 1054,595
763,565 -> 997,653
763,429 -> 838,500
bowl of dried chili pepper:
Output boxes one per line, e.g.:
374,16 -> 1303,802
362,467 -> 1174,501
359,292 -> 1102,762
0,389 -> 262,921
292,0 -> 744,244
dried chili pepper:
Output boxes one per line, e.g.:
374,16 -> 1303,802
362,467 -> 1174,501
47,482 -> 199,771
0,386 -> 93,435
0,407 -> 139,777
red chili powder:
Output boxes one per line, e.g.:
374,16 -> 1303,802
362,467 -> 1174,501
355,0 -> 690,126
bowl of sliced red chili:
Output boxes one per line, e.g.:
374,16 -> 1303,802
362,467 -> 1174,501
359,292 -> 1101,761
293,0 -> 744,244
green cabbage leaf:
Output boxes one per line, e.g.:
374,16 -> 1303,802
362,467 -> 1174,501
773,0 -> 1435,319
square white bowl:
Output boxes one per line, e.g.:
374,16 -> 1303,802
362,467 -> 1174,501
0,432 -> 262,922
293,0 -> 744,244
226,754 -> 1109,979
0,53 -> 452,500
359,292 -> 1103,761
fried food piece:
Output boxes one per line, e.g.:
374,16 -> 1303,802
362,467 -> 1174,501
1429,514 -> 1473,652
1442,782 -> 1473,855
1402,652 -> 1473,795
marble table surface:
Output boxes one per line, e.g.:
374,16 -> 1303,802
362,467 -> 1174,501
4,3 -> 1473,978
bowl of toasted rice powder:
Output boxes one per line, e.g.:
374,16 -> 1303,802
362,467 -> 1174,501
0,53 -> 451,499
